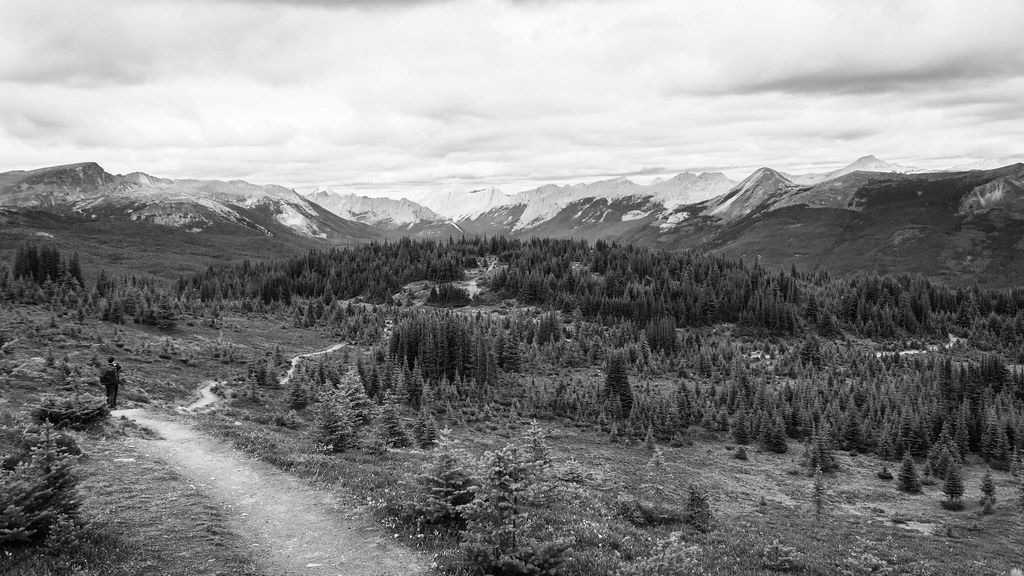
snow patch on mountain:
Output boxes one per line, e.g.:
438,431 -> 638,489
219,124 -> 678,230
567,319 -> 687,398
417,187 -> 511,220
622,209 -> 651,221
306,189 -> 448,229
274,203 -> 327,238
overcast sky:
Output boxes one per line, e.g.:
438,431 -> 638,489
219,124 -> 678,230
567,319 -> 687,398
2,0 -> 1023,198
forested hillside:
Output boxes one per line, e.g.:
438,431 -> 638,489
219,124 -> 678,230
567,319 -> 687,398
3,237 -> 1023,575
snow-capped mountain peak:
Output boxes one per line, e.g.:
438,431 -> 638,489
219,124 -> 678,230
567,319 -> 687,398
417,187 -> 511,221
305,189 -> 449,229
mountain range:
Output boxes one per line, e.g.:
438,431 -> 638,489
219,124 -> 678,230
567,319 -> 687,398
1,156 -> 1022,286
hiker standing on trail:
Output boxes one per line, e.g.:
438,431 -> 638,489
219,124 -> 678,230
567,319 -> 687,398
101,357 -> 122,409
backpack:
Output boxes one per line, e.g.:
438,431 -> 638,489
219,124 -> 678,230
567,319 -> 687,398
101,366 -> 118,386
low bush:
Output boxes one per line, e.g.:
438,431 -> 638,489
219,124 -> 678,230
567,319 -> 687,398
614,495 -> 686,527
761,539 -> 802,572
30,394 -> 109,429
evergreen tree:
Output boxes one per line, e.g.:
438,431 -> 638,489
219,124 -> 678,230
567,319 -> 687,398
898,454 -> 922,493
286,375 -> 308,410
412,406 -> 439,449
0,424 -> 80,544
683,484 -> 713,533
812,465 -> 827,521
808,425 -> 837,473
642,447 -> 668,497
942,462 -> 965,510
315,389 -> 357,453
604,351 -> 634,418
461,442 -> 572,575
759,415 -> 789,454
979,469 -> 996,506
376,401 -> 411,448
410,430 -> 476,530
732,409 -> 751,445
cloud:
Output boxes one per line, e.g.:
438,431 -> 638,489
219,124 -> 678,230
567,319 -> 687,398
0,0 -> 1022,195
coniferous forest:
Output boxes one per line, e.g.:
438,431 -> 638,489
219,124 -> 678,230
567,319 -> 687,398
2,236 -> 1024,575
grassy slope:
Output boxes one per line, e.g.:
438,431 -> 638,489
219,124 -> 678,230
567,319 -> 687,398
3,302 -> 1023,575
0,211 -> 332,282
197,366 -> 1024,576
0,305 -> 338,575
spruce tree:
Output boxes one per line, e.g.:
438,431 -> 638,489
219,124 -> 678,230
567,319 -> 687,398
0,423 -> 80,544
732,409 -> 751,445
942,462 -> 965,510
642,447 -> 668,497
604,351 -> 633,418
315,389 -> 357,453
412,406 -> 439,449
410,430 -> 476,530
759,415 -> 789,454
461,441 -> 571,575
898,454 -> 922,493
812,465 -> 827,520
376,400 -> 411,448
286,375 -> 308,410
808,425 -> 837,473
683,484 -> 713,533
979,469 -> 996,506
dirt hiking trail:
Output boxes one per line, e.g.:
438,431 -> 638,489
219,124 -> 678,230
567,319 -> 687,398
111,346 -> 424,576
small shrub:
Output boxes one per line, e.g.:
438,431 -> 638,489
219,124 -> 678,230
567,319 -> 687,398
615,533 -> 700,576
44,513 -> 84,555
614,495 -> 685,527
273,410 -> 301,429
733,446 -> 748,461
877,466 -> 893,480
31,394 -> 109,429
940,499 -> 965,511
761,539 -> 802,572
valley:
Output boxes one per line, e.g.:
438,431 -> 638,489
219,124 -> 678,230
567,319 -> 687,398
1,236 -> 1023,575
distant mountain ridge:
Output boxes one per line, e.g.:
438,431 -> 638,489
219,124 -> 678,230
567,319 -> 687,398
305,189 -> 460,236
0,162 -> 376,241
3,157 -> 1024,287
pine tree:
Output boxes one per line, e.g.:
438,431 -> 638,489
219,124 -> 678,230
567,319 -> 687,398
461,441 -> 571,575
642,447 -> 668,497
286,375 -> 308,410
808,425 -> 837,473
604,351 -> 634,418
0,423 -> 81,544
942,462 -> 965,510
898,454 -> 922,493
644,427 -> 656,450
1011,448 -> 1023,478
979,469 -> 996,506
683,484 -> 713,533
732,409 -> 751,445
376,400 -> 411,448
812,465 -> 827,521
410,430 -> 476,530
315,389 -> 357,453
759,415 -> 788,454
412,406 -> 439,449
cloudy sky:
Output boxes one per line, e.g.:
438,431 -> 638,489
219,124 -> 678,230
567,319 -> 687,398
2,0 -> 1023,198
